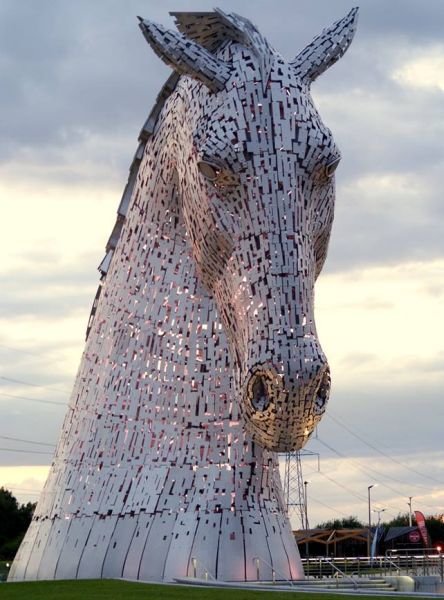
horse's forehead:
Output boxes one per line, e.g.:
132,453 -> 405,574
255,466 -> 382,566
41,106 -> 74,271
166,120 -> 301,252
195,72 -> 333,156
206,50 -> 321,123
188,45 -> 336,162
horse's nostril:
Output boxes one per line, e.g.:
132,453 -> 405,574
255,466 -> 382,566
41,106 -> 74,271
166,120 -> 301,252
251,376 -> 271,411
314,369 -> 331,413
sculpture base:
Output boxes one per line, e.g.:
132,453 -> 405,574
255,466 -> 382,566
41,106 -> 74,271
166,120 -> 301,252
9,509 -> 303,582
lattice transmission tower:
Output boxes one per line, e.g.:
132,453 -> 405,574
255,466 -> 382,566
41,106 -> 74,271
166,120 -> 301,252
281,450 -> 320,530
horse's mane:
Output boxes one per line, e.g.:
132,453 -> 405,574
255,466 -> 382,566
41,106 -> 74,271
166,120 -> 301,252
87,10 -> 272,339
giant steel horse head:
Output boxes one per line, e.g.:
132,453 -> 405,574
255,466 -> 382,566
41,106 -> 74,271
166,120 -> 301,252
9,9 -> 360,585
138,9 -> 358,451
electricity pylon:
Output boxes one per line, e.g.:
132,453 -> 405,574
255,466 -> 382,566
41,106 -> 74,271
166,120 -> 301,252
282,450 -> 320,530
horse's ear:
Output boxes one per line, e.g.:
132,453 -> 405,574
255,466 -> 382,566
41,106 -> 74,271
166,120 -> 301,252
290,7 -> 358,84
138,17 -> 231,93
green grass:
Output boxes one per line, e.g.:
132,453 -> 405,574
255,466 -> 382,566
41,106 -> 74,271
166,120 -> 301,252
0,580 -> 433,600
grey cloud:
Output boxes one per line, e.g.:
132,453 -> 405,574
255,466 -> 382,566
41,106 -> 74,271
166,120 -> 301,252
0,261 -> 98,319
0,294 -> 92,319
355,0 -> 444,41
319,87 -> 444,180
6,250 -> 99,284
395,353 -> 444,375
423,283 -> 444,298
325,206 -> 444,272
0,404 -> 63,467
338,352 -> 379,369
322,378 -> 444,457
0,340 -> 75,468
0,0 -> 170,165
327,299 -> 394,311
1,255 -> 97,286
0,350 -> 75,392
0,323 -> 78,468
0,251 -> 100,334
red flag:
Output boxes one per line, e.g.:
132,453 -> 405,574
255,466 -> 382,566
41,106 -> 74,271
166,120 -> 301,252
414,511 -> 430,547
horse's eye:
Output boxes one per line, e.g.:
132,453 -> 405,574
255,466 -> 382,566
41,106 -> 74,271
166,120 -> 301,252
198,161 -> 220,181
326,157 -> 341,178
197,160 -> 239,189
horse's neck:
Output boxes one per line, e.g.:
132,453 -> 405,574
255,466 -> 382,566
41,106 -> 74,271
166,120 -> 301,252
121,136 -> 233,412
81,107 -> 260,468
40,83 -> 286,522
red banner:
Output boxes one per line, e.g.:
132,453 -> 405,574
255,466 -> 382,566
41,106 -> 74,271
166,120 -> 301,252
414,510 -> 430,547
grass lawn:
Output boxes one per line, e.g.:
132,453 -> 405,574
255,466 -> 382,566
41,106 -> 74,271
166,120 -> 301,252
0,580 -> 433,600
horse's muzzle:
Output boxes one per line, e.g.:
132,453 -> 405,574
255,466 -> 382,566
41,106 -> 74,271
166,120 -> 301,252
242,361 -> 331,451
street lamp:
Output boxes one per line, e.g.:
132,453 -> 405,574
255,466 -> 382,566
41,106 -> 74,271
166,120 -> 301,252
373,508 -> 386,525
304,481 -> 310,530
367,484 -> 378,557
407,497 -> 413,527
372,508 -> 386,557
304,480 -> 310,558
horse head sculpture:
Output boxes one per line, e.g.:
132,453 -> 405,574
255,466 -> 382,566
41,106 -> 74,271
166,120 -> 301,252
138,8 -> 358,451
10,9 -> 358,584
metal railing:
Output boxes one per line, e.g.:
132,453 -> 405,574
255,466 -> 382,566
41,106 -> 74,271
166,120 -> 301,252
385,549 -> 444,580
252,556 -> 295,586
302,551 -> 444,582
303,557 -> 367,581
327,559 -> 359,589
384,555 -> 401,574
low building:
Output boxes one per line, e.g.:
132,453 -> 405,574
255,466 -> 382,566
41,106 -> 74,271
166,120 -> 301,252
382,526 -> 424,553
294,526 -> 424,558
294,528 -> 368,557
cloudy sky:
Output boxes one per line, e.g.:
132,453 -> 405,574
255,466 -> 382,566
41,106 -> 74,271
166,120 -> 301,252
1,0 -> 443,529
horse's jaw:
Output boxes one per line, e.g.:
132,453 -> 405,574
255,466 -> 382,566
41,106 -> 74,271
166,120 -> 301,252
212,244 -> 330,453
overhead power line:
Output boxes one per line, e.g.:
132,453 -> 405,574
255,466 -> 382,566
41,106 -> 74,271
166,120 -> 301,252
309,496 -> 350,519
0,342 -> 64,363
315,438 -> 441,512
0,343 -> 43,357
309,467 -> 367,502
304,465 -> 397,521
314,437 -> 433,496
327,412 -> 443,486
0,435 -> 56,448
0,447 -> 53,455
5,486 -> 43,494
0,375 -> 70,394
0,391 -> 67,406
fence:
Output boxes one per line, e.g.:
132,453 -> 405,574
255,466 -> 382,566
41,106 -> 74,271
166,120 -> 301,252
302,550 -> 444,581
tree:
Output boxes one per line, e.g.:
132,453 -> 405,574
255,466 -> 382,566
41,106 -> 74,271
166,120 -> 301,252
424,515 -> 444,547
18,502 -> 36,530
0,488 -> 20,551
315,516 -> 364,529
382,512 -> 410,527
0,488 -> 36,560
